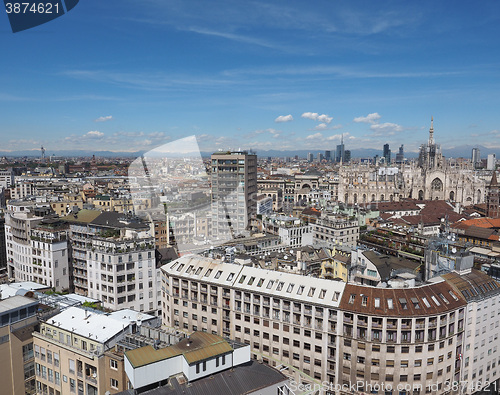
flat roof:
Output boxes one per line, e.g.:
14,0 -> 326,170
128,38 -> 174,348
0,282 -> 50,299
45,306 -> 146,344
126,332 -> 233,368
118,360 -> 287,395
0,295 -> 38,314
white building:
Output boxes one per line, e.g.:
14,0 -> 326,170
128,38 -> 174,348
4,202 -> 70,292
5,202 -> 43,282
30,219 -> 70,292
488,153 -> 497,171
87,235 -> 161,315
256,194 -> 273,216
443,269 -> 500,394
159,254 -> 500,394
125,331 -> 250,390
0,168 -> 14,189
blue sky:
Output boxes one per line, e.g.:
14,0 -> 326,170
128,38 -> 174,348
1,0 -> 500,155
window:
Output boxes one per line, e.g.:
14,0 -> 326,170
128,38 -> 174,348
110,359 -> 118,370
374,297 -> 380,308
110,378 -> 119,389
68,359 -> 75,374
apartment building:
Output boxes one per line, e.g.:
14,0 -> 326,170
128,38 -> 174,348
0,167 -> 14,189
337,283 -> 466,394
5,201 -> 49,281
210,151 -> 257,239
443,269 -> 500,394
0,295 -> 39,395
5,201 -> 71,291
30,219 -> 71,292
87,235 -> 160,314
33,306 -> 157,395
311,215 -> 359,247
161,254 -> 346,385
64,210 -> 159,314
160,254 -> 500,394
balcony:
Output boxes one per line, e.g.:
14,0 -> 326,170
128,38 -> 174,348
86,375 -> 97,384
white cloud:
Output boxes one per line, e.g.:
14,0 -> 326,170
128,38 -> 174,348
275,114 -> 294,123
315,123 -> 329,131
84,131 -> 104,138
301,112 -> 333,123
317,114 -> 333,123
306,132 -> 323,140
353,112 -> 381,124
315,123 -> 343,131
114,131 -> 145,137
247,128 -> 282,139
370,122 -> 404,136
94,115 -> 113,122
326,132 -> 355,141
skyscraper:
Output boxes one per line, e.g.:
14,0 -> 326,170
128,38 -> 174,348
307,152 -> 314,162
210,151 -> 257,239
487,153 -> 496,170
383,143 -> 391,164
471,147 -> 480,168
395,144 -> 404,164
336,134 -> 345,163
324,150 -> 331,162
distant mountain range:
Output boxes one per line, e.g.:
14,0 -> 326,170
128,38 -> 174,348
0,145 -> 497,160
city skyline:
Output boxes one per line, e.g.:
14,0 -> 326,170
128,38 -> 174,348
2,1 -> 500,155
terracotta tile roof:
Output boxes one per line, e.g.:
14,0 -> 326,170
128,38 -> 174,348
377,201 -> 421,212
452,217 -> 500,229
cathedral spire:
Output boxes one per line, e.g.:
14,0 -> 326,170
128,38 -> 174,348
490,171 -> 498,187
429,116 -> 434,145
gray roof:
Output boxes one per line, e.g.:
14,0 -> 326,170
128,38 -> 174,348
364,250 -> 421,281
117,360 -> 287,395
0,295 -> 38,314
